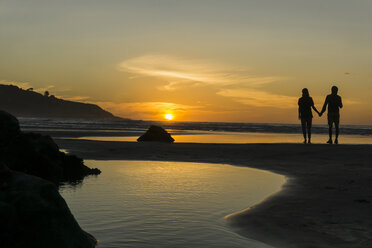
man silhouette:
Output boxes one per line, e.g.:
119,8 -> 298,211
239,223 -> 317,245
319,86 -> 343,144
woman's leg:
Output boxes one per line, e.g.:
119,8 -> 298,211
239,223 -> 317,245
307,118 -> 312,143
301,118 -> 307,143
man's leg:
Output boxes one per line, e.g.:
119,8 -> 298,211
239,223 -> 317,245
327,117 -> 333,144
335,119 -> 340,144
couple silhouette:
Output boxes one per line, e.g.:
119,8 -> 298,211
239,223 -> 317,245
298,86 -> 343,144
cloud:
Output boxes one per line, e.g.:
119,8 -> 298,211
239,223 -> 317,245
0,79 -> 92,103
59,96 -> 91,102
0,80 -> 55,94
344,72 -> 351,75
118,55 -> 282,90
94,101 -> 202,120
339,98 -> 360,105
36,85 -> 55,93
217,89 -> 298,109
218,89 -> 361,109
0,80 -> 33,90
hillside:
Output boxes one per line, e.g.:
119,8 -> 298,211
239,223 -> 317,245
0,84 -> 122,120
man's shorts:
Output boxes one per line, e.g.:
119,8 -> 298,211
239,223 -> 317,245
328,112 -> 340,125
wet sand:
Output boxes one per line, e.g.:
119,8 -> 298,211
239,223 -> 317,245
56,138 -> 372,248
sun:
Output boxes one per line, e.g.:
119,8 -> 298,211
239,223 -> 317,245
164,114 -> 174,120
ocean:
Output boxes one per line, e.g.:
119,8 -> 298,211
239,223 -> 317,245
19,118 -> 372,144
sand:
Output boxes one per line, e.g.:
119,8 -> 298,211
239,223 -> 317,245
55,138 -> 372,248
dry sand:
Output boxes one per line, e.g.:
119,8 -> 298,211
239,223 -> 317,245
56,138 -> 372,248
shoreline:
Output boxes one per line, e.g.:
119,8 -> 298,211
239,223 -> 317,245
21,127 -> 372,145
56,139 -> 372,248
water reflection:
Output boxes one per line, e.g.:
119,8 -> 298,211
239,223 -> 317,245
74,131 -> 372,144
60,160 -> 285,248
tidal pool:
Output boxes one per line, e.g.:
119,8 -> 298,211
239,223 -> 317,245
60,160 -> 285,248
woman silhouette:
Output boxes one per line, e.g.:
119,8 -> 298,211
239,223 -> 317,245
298,88 -> 320,144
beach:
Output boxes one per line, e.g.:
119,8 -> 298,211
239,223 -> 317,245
55,138 -> 372,248
5,1 -> 372,247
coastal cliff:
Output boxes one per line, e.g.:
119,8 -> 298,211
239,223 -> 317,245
0,84 -> 121,120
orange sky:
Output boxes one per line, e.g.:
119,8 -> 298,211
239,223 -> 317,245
1,1 -> 372,124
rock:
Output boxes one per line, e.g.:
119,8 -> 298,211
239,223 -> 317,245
0,164 -> 97,248
0,111 -> 100,184
0,132 -> 101,184
0,110 -> 21,145
60,153 -> 101,182
137,125 -> 175,143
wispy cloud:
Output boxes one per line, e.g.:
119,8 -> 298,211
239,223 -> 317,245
313,96 -> 360,106
118,55 -> 282,90
218,89 -> 361,109
0,80 -> 33,90
94,101 -> 201,120
0,80 -> 55,94
0,79 -> 92,102
217,89 -> 298,109
60,96 -> 91,102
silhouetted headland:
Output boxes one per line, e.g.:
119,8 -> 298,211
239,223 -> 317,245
0,84 -> 125,120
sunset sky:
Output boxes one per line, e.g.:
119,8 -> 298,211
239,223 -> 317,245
1,0 -> 372,124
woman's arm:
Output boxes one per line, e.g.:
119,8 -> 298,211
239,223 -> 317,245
312,105 -> 320,115
311,98 -> 320,116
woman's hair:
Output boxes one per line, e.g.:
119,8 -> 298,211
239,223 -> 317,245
302,88 -> 309,97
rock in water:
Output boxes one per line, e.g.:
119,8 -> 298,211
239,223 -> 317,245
0,164 -> 97,248
0,110 -> 100,184
1,132 -> 101,184
137,125 -> 175,143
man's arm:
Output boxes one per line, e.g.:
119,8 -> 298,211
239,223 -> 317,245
339,96 -> 343,109
320,96 -> 328,115
298,99 -> 301,119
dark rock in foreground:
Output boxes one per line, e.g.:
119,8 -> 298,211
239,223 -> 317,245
0,110 -> 98,247
0,110 -> 21,145
137,125 -> 175,143
0,110 -> 100,184
1,132 -> 101,184
0,164 -> 97,248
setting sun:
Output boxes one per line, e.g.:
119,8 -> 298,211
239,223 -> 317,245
165,114 -> 174,120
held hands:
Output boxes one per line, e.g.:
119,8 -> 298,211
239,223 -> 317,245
315,110 -> 322,117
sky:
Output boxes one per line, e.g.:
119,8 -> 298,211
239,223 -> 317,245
1,0 -> 372,124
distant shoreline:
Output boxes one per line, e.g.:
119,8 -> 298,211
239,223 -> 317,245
55,138 -> 372,248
